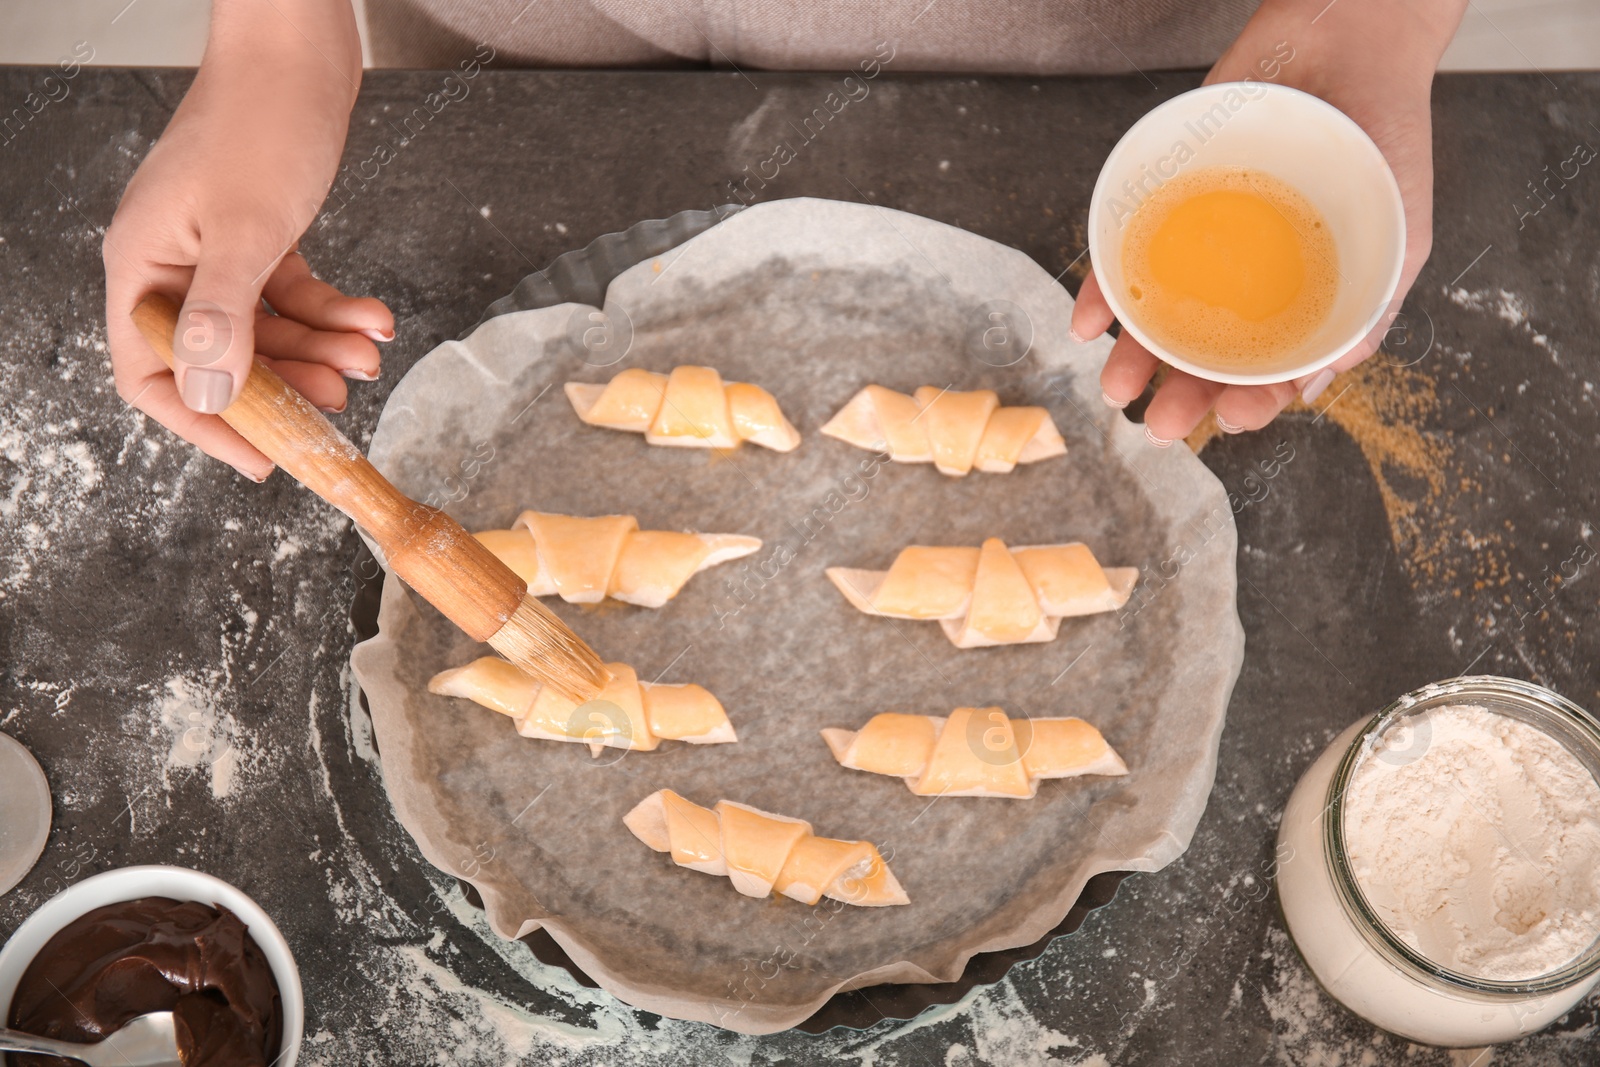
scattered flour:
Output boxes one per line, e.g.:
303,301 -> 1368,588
1444,287 -> 1559,357
0,420 -> 103,597
941,982 -> 1090,1066
1260,926 -> 1401,1065
158,675 -> 246,800
287,860 -> 1116,1067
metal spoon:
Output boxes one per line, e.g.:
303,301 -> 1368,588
0,1011 -> 181,1066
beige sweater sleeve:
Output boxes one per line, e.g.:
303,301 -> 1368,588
364,0 -> 1260,73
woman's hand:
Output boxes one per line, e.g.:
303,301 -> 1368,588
104,0 -> 390,480
1072,0 -> 1467,444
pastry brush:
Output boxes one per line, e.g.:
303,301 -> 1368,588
131,293 -> 608,703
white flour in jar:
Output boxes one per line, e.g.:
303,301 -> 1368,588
1343,704 -> 1600,981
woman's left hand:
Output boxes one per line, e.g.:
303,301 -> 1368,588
1071,0 -> 1467,443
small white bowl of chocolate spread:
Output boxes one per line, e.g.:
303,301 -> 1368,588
0,866 -> 302,1067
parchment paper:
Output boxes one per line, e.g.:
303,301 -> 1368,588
349,198 -> 1244,1034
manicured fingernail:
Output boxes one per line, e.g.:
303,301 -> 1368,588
181,368 -> 235,414
341,368 -> 380,381
1144,426 -> 1172,448
1216,413 -> 1245,434
1301,369 -> 1336,404
1069,326 -> 1087,344
233,463 -> 273,484
318,401 -> 347,414
360,328 -> 394,343
1102,391 -> 1129,410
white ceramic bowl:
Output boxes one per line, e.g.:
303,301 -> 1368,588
1088,82 -> 1406,385
0,866 -> 303,1066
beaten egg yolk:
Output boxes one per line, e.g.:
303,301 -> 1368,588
1144,188 -> 1307,322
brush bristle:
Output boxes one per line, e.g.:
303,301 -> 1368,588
487,593 -> 610,702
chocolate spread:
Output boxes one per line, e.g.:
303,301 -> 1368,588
7,896 -> 282,1067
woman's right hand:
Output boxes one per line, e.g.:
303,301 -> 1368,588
104,0 -> 390,481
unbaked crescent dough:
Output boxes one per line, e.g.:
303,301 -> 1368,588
566,365 -> 801,452
820,385 -> 1065,476
624,789 -> 908,906
475,510 -> 761,608
822,708 -> 1126,798
429,656 -> 736,754
826,537 -> 1137,647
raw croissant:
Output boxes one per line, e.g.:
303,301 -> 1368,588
624,790 -> 908,906
820,385 -> 1065,476
827,537 -> 1138,647
566,366 -> 801,452
822,708 -> 1126,798
476,511 -> 760,608
429,656 -> 736,753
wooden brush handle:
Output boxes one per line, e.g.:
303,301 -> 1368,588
131,293 -> 521,642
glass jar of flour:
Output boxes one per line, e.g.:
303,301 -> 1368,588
1276,676 -> 1600,1046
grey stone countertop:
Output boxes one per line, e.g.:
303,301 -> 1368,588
1,66 -> 1598,1065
